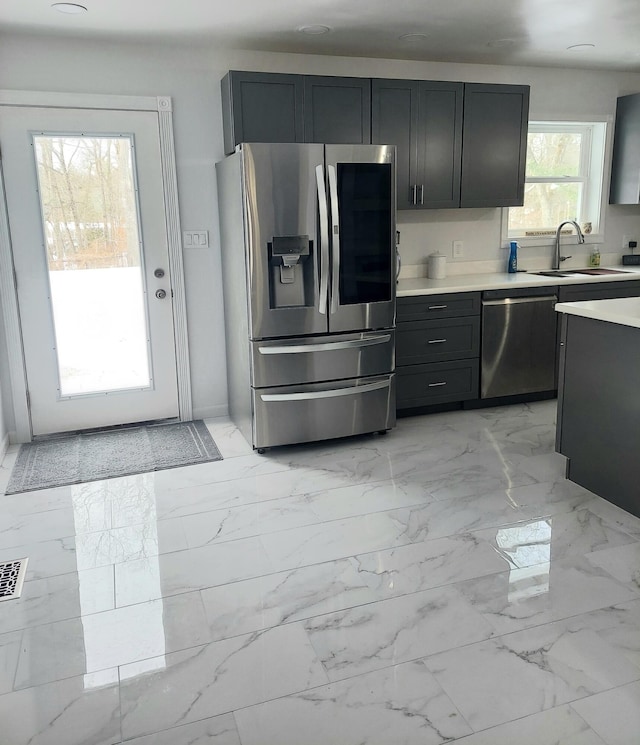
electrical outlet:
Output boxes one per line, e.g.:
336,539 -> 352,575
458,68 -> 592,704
622,234 -> 638,250
452,240 -> 464,258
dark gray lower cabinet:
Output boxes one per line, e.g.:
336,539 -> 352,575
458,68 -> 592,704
557,313 -> 640,518
558,279 -> 640,303
397,361 -> 479,408
396,293 -> 480,409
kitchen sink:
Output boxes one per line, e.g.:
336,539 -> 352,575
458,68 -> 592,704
534,268 -> 632,277
534,270 -> 574,277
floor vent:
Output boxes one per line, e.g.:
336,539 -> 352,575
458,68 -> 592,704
0,558 -> 28,601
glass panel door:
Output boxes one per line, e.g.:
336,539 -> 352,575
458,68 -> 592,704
337,162 -> 393,305
0,106 -> 179,436
33,135 -> 151,396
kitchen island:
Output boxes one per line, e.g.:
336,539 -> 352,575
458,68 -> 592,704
555,296 -> 640,518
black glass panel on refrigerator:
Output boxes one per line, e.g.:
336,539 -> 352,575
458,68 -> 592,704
337,163 -> 392,305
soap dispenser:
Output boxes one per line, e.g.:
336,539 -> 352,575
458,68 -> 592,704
508,241 -> 518,273
589,246 -> 601,267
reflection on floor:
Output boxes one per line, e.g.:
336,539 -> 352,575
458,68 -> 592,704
0,400 -> 639,745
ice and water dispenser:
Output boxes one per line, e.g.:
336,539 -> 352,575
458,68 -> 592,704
268,235 -> 313,308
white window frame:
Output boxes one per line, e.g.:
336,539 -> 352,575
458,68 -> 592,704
501,116 -> 612,249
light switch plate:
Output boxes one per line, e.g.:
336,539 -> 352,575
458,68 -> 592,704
183,230 -> 209,248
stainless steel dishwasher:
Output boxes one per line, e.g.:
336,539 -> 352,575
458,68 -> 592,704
481,287 -> 558,399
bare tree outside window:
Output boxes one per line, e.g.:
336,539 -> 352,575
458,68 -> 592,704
34,136 -> 141,270
33,134 -> 150,396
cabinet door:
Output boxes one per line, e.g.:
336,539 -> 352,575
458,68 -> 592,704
303,76 -> 371,144
371,79 -> 419,210
415,82 -> 463,209
609,93 -> 640,204
221,71 -> 304,154
460,84 -> 530,208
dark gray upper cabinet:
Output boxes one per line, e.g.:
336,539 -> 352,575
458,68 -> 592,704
303,76 -> 371,144
221,71 -> 371,154
372,79 -> 463,210
221,71 -> 530,210
221,71 -> 304,155
609,93 -> 640,204
460,84 -> 530,208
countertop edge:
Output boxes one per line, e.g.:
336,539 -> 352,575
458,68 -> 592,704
397,267 -> 640,297
555,297 -> 640,330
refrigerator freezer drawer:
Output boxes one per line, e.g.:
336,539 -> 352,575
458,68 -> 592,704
251,331 -> 395,387
252,374 -> 396,449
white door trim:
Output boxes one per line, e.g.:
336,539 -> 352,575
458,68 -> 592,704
0,91 -> 192,442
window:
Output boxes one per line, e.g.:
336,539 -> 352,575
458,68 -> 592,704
505,120 -> 608,243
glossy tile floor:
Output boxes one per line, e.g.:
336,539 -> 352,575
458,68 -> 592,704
1,401 -> 639,744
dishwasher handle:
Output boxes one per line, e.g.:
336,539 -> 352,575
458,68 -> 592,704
482,295 -> 557,307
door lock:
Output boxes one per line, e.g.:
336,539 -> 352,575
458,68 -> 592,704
155,289 -> 167,299
154,268 -> 165,278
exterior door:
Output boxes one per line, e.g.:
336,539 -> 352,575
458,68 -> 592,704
0,106 -> 179,436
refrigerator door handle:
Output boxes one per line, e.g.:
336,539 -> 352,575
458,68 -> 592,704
260,379 -> 390,402
315,164 -> 329,315
258,333 -> 391,355
327,164 -> 340,315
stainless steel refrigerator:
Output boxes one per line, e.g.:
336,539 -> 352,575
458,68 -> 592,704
216,142 -> 396,451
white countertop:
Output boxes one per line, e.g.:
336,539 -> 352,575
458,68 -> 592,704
397,266 -> 640,297
555,296 -> 640,329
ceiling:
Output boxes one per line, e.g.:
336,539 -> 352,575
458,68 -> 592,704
2,0 -> 640,72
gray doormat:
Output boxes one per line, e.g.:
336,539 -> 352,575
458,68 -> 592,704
5,420 -> 222,495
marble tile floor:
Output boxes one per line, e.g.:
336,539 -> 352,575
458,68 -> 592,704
0,400 -> 639,744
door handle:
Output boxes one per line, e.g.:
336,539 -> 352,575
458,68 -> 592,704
315,164 -> 329,316
155,289 -> 167,299
327,164 -> 340,315
260,379 -> 390,402
258,334 -> 392,355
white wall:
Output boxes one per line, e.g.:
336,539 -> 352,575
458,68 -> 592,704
1,32 -> 640,421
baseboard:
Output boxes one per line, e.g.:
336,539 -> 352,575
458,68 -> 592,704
192,403 -> 229,421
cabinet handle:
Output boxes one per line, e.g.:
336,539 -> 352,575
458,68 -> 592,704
428,381 -> 447,387
428,304 -> 447,310
419,184 -> 424,205
428,339 -> 447,344
410,185 -> 417,205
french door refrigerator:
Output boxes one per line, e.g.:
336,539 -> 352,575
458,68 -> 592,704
216,142 -> 396,451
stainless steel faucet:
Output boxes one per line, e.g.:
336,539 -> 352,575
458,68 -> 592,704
553,220 -> 585,270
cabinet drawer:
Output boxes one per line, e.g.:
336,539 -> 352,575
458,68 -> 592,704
558,280 -> 640,303
397,318 -> 479,365
397,293 -> 481,321
396,360 -> 479,408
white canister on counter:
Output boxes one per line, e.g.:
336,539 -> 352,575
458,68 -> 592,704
427,251 -> 447,279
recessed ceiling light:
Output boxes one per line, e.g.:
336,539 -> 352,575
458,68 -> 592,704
297,25 -> 332,35
398,33 -> 429,43
51,2 -> 87,13
567,43 -> 595,51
